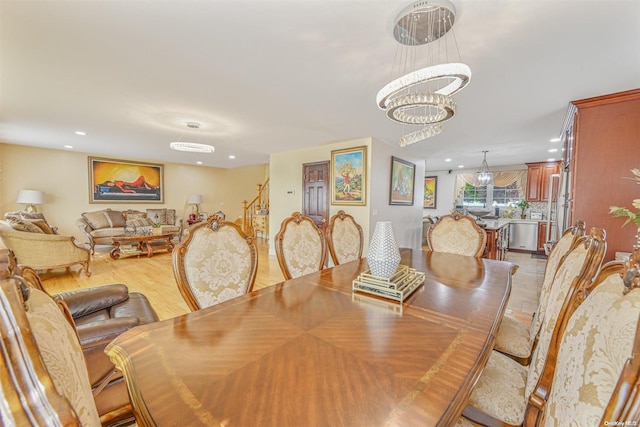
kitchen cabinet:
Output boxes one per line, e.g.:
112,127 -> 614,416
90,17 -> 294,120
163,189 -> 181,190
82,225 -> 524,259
483,221 -> 509,260
537,222 -> 548,252
560,88 -> 640,261
525,161 -> 561,202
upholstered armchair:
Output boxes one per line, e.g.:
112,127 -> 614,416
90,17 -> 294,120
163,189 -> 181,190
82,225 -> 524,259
172,216 -> 258,311
494,220 -> 586,365
0,218 -> 91,276
426,212 -> 487,257
462,228 -> 606,426
326,210 -> 363,265
274,211 -> 326,280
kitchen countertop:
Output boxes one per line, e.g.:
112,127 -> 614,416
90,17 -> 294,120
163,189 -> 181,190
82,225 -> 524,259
480,218 -> 556,230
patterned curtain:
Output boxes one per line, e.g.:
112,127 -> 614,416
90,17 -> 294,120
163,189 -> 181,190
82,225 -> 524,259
453,170 -> 527,205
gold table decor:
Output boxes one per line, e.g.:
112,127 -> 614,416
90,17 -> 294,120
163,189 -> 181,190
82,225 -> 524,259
352,264 -> 425,302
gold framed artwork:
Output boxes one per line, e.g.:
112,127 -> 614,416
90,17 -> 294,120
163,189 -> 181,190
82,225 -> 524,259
331,146 -> 367,206
389,156 -> 415,206
424,176 -> 437,209
88,157 -> 164,203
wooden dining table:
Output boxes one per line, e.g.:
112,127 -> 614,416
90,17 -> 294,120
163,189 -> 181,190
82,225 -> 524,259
106,249 -> 516,426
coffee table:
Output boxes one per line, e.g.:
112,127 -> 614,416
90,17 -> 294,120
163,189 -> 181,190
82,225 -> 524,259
110,233 -> 175,260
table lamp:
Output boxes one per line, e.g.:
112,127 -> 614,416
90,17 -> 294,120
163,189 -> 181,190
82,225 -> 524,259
17,189 -> 45,213
187,194 -> 203,220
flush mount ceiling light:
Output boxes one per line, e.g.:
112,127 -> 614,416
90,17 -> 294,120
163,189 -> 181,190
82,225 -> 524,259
474,151 -> 494,186
377,0 -> 471,146
170,122 -> 215,153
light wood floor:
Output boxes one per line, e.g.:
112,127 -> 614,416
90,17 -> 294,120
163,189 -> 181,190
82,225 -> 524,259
38,238 -> 284,320
37,241 -> 540,324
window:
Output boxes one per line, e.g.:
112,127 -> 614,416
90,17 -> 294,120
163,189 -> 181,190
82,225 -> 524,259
463,181 -> 521,207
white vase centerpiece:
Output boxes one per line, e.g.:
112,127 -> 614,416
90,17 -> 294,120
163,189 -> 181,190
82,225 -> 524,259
367,221 -> 401,279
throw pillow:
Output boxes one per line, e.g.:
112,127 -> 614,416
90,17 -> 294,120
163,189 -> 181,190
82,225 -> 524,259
19,212 -> 46,221
102,209 -> 126,228
4,211 -> 22,221
82,211 -> 110,230
123,210 -> 146,222
29,219 -> 55,234
9,218 -> 45,234
146,209 -> 166,225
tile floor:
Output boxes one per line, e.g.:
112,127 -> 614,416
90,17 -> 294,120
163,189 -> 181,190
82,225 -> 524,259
504,251 -> 547,316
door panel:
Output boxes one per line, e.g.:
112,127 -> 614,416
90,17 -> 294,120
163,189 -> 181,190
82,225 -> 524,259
303,161 -> 329,233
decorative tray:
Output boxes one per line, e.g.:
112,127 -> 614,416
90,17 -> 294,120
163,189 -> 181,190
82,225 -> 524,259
352,265 -> 425,303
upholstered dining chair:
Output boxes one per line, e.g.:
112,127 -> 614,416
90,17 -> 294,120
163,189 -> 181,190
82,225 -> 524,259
523,248 -> 640,426
0,275 -> 101,426
172,215 -> 258,311
274,211 -> 326,280
326,210 -> 364,265
494,220 -> 586,365
4,250 -> 155,425
426,212 -> 487,257
461,227 -> 607,426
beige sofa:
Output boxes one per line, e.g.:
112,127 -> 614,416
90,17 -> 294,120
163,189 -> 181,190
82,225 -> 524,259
77,208 -> 181,254
0,211 -> 91,276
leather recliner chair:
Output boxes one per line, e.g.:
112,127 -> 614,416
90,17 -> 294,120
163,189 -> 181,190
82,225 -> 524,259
18,264 -> 159,426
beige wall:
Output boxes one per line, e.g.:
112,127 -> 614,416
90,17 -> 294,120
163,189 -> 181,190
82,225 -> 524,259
270,136 -> 425,256
0,143 -> 267,242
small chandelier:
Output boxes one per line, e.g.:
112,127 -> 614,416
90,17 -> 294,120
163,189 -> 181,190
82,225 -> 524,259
170,122 -> 215,153
474,151 -> 494,186
377,0 -> 471,146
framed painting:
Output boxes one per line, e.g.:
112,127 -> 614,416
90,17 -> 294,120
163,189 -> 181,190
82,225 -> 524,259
88,157 -> 164,203
331,146 -> 367,206
389,156 -> 415,206
424,176 -> 437,209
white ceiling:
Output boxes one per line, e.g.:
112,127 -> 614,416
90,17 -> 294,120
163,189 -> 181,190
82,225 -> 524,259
1,0 -> 639,172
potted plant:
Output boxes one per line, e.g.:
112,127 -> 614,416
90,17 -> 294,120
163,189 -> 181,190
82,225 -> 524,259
516,200 -> 530,219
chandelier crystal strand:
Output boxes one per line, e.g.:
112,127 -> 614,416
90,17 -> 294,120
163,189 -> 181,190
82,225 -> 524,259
377,0 -> 471,145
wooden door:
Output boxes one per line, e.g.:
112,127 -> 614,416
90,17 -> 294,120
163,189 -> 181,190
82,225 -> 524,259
303,161 -> 329,233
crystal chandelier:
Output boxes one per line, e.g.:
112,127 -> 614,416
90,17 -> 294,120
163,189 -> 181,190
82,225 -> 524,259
170,122 -> 215,153
377,0 -> 471,146
474,151 -> 494,186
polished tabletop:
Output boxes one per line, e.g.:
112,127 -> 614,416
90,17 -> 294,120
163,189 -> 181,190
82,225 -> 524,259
106,249 -> 515,426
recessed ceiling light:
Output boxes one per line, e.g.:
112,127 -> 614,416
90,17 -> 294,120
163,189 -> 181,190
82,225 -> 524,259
458,165 -> 464,168
64,145 -> 73,149
548,148 -> 558,153
550,137 -> 561,143
547,158 -> 556,162
445,158 -> 452,162
196,161 -> 203,165
75,131 -> 86,136
228,155 -> 236,159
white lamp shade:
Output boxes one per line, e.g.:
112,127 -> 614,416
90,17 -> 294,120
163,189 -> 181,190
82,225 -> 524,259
16,189 -> 45,205
187,194 -> 203,205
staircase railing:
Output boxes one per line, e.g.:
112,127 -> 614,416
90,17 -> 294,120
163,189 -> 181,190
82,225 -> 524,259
240,179 -> 269,236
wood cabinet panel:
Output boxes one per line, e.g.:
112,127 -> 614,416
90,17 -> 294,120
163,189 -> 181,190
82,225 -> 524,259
563,88 -> 640,261
537,222 -> 548,252
526,162 -> 561,202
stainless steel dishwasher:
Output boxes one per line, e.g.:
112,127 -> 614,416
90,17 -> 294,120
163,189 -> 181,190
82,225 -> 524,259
508,221 -> 539,251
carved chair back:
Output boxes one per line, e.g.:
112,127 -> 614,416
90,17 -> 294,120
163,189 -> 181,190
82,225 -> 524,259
0,276 -> 99,426
172,215 -> 258,311
274,212 -> 326,280
426,212 -> 487,257
464,228 -> 606,426
528,220 -> 586,343
326,210 -> 364,265
527,249 -> 640,426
